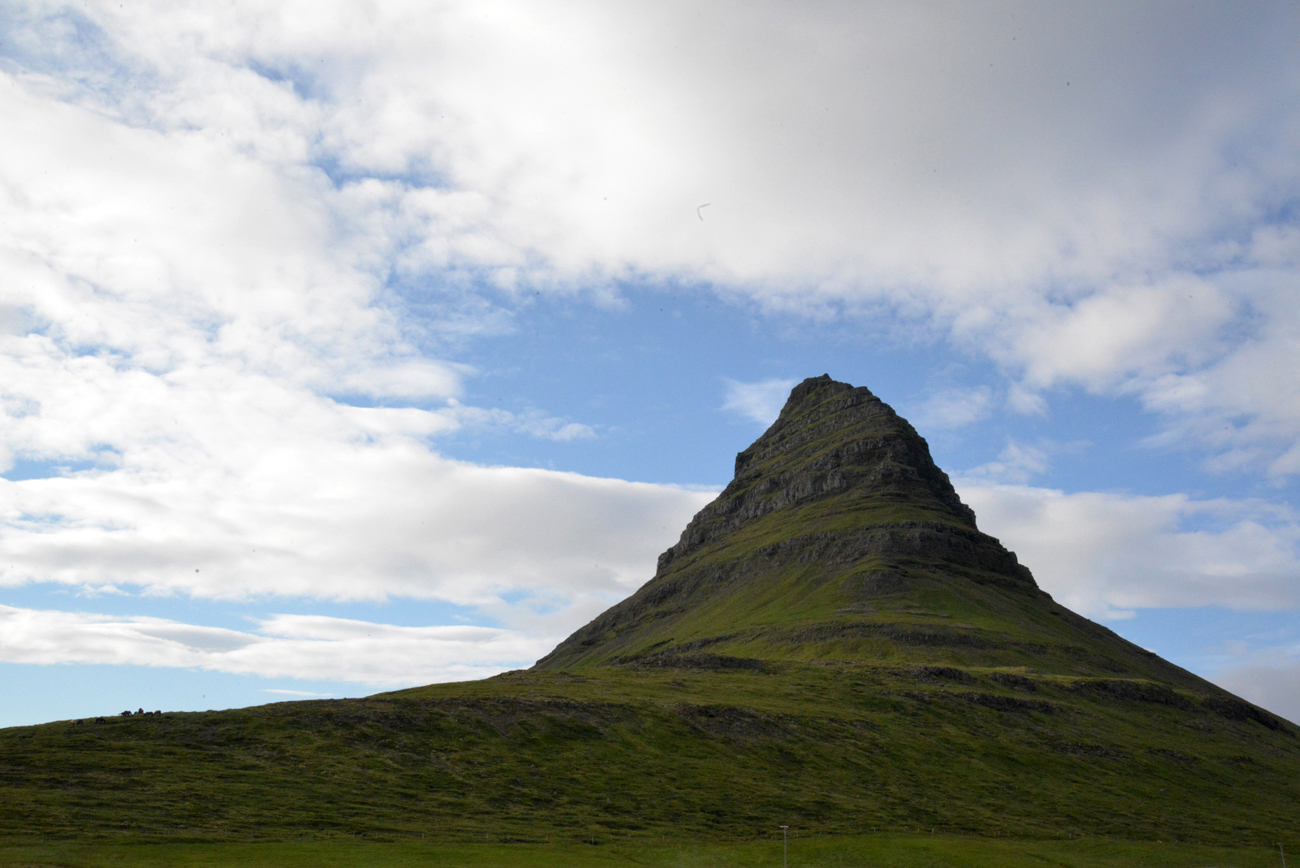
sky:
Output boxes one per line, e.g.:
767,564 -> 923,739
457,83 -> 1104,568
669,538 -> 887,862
2,0 -> 1300,728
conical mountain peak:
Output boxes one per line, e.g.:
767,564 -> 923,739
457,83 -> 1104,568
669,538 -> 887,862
660,374 -> 977,573
537,376 -> 1214,697
536,376 -> 1060,671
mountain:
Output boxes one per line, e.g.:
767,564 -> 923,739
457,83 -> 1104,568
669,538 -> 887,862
0,375 -> 1296,846
538,375 -> 1212,692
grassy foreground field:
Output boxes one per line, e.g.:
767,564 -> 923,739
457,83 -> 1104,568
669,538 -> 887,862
0,835 -> 1289,868
4,663 -> 1297,845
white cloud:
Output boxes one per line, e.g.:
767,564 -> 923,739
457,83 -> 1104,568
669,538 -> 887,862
958,482 -> 1300,619
962,441 -> 1052,485
1134,281 -> 1300,477
915,386 -> 993,430
0,43 -> 694,635
140,0 -> 1299,473
0,447 -> 712,618
0,604 -> 547,685
1005,277 -> 1236,392
721,378 -> 797,426
21,4 -> 1292,287
503,408 -> 596,442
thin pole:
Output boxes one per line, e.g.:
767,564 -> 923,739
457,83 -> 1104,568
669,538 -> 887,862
1280,843 -> 1287,868
781,825 -> 789,868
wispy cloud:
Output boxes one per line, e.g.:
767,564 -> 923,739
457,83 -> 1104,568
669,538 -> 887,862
721,378 -> 796,426
962,441 -> 1055,485
915,386 -> 993,430
0,605 -> 547,686
0,457 -> 712,614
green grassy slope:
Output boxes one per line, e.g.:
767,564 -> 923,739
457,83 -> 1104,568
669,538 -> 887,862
2,661 -> 1296,844
1,375 -> 1296,847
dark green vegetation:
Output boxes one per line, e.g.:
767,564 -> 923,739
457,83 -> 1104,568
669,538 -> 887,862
2,376 -> 1297,854
4,656 -> 1296,846
0,836 -> 1291,868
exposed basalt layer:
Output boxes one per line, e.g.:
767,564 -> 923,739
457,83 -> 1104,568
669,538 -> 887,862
657,375 -> 983,572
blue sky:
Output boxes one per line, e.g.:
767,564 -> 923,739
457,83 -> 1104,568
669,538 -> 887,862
2,1 -> 1300,728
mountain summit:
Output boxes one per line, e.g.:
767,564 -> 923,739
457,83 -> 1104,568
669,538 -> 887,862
539,375 -> 1201,692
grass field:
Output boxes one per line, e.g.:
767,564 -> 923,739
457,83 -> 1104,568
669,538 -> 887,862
0,835 -> 1289,868
3,662 -> 1298,845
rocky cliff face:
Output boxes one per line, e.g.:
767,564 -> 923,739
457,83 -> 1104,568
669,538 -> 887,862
655,375 -> 983,572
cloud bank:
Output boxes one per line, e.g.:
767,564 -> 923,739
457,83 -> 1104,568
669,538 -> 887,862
959,482 -> 1300,619
7,0 -> 1300,483
0,605 -> 546,685
1,455 -> 712,616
